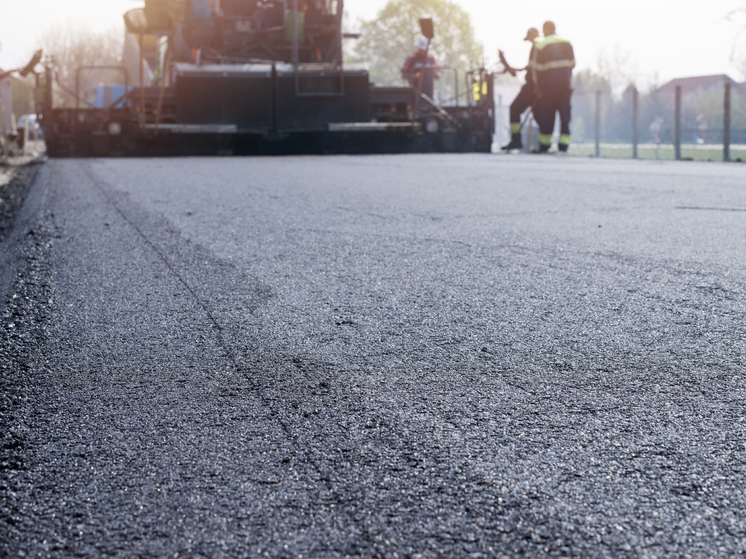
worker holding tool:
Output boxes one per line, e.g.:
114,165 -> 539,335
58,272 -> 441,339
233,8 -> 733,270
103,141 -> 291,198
531,20 -> 575,153
499,27 -> 540,151
402,35 -> 441,100
0,49 -> 43,82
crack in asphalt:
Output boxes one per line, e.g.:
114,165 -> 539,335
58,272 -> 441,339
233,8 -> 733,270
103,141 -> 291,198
79,161 -> 382,555
3,155 -> 746,557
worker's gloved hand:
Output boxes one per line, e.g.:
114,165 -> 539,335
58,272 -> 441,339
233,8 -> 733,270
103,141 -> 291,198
498,48 -> 516,77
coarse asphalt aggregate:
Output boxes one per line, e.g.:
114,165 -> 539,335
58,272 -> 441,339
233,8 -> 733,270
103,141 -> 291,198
1,154 -> 746,557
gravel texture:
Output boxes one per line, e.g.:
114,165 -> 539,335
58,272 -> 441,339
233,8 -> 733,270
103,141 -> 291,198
1,154 -> 746,558
0,160 -> 43,242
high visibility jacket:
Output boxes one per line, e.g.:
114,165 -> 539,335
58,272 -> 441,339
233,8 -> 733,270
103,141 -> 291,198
531,34 -> 575,87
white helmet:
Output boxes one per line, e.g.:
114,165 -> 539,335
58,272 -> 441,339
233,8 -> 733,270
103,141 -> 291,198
416,35 -> 429,51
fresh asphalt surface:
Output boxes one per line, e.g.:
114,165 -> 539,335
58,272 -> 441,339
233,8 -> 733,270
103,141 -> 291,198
1,154 -> 745,557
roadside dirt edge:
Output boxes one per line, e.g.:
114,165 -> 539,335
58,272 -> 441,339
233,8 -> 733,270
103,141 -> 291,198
0,160 -> 55,553
0,161 -> 44,243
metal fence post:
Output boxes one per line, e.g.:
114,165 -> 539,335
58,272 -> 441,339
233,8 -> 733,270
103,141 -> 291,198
724,82 -> 731,162
674,85 -> 681,161
595,90 -> 601,158
497,94 -> 503,146
632,86 -> 638,159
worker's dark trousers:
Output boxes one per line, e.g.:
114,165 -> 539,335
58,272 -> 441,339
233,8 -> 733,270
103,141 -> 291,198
535,84 -> 572,150
509,83 -> 536,133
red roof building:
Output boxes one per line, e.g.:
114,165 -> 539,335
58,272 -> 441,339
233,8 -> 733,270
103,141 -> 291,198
658,74 -> 740,97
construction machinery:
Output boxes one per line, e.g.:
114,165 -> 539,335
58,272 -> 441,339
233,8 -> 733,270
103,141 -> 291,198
40,0 -> 495,157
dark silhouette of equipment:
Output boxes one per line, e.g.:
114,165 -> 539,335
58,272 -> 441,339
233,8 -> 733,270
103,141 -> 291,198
40,1 -> 495,157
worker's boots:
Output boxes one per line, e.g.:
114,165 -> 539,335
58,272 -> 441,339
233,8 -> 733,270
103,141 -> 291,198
532,144 -> 551,154
501,133 -> 523,151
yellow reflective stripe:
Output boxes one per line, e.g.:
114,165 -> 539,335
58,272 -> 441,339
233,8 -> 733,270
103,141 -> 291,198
534,35 -> 572,50
538,133 -> 553,145
559,134 -> 571,145
535,59 -> 576,72
510,123 -> 522,133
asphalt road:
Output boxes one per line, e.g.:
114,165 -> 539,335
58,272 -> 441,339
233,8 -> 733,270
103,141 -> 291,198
2,154 -> 746,558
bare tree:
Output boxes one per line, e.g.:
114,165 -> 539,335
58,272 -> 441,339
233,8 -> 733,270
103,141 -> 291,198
727,3 -> 746,80
595,46 -> 640,99
40,22 -> 124,107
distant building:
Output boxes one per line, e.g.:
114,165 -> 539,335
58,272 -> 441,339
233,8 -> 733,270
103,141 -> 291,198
658,74 -> 740,98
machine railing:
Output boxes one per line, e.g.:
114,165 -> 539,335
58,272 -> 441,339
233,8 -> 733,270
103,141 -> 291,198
75,66 -> 129,111
74,65 -> 129,136
439,65 -> 459,107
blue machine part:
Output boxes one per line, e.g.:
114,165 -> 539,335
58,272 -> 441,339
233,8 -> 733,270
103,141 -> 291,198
84,84 -> 132,109
191,0 -> 212,20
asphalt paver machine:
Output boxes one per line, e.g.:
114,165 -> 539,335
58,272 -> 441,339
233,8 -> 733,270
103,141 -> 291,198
41,0 -> 495,156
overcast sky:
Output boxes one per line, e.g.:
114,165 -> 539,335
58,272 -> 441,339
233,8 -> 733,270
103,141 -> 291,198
1,0 -> 745,85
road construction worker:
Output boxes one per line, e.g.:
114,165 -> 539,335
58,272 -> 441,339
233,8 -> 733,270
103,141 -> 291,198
501,27 -> 540,151
402,35 -> 442,100
531,21 -> 575,153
